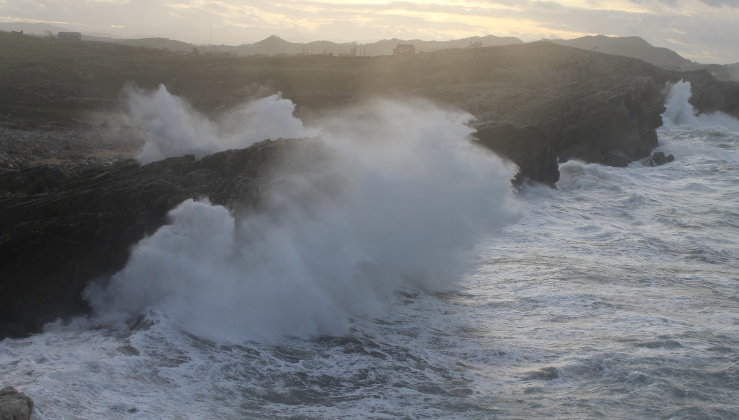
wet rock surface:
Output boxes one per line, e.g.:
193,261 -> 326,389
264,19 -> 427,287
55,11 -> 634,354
474,123 -> 559,186
524,367 -> 560,381
681,71 -> 739,119
644,151 -> 675,167
0,387 -> 33,420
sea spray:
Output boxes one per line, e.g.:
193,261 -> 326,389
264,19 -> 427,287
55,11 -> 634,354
85,91 -> 520,343
662,80 -> 739,130
124,85 -> 310,164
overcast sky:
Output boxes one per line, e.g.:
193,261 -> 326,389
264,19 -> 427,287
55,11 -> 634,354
1,0 -> 737,63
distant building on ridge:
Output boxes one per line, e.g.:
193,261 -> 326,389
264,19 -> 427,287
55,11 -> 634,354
57,32 -> 82,41
339,45 -> 358,57
393,43 -> 415,55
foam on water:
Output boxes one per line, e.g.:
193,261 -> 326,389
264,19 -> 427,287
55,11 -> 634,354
1,83 -> 738,419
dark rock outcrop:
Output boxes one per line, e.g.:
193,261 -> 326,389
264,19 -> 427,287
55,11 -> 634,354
0,41 -> 708,337
524,367 -> 559,381
474,123 -> 559,186
0,138 -> 323,339
644,151 -> 674,167
680,71 -> 739,119
0,387 -> 33,420
549,77 -> 664,166
473,77 -> 664,184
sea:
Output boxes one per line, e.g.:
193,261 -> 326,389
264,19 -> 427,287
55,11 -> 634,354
1,81 -> 737,419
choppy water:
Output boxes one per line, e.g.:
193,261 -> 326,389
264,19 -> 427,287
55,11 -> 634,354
1,82 -> 738,419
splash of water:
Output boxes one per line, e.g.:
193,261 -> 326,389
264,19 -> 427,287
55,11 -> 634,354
85,94 -> 520,343
662,81 -> 739,130
124,85 -> 310,164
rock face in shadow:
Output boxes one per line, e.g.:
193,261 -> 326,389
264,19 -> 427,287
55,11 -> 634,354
473,77 -> 664,184
0,138 -> 322,339
552,77 -> 664,165
474,123 -> 559,186
0,387 -> 33,420
681,71 -> 739,119
644,151 -> 674,167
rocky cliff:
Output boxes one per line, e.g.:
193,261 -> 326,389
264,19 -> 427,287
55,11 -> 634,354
1,39 -> 734,338
474,123 -> 560,186
472,76 -> 665,184
0,139 -> 324,338
681,71 -> 739,119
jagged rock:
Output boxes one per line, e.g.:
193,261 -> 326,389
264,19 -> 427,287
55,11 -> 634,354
474,123 -> 559,186
0,387 -> 33,420
0,42 -> 689,335
0,138 -> 325,339
603,149 -> 631,167
550,77 -> 664,166
681,71 -> 739,119
644,151 -> 674,167
473,77 -> 664,184
524,367 -> 559,381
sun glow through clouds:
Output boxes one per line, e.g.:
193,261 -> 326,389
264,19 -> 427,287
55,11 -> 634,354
0,0 -> 737,62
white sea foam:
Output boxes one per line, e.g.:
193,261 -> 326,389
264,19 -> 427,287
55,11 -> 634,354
124,85 -> 310,164
85,93 -> 519,343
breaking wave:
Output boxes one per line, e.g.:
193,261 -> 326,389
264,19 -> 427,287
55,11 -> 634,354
662,80 -> 739,130
124,85 -> 310,164
85,91 -> 520,343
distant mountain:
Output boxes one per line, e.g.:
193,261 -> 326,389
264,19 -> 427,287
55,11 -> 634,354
551,35 -> 700,71
219,34 -> 523,57
112,38 -> 195,52
705,62 -> 739,82
8,22 -> 728,73
359,35 -> 524,56
0,21 -> 68,36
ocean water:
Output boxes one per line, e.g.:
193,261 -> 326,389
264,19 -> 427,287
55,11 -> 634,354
1,82 -> 737,419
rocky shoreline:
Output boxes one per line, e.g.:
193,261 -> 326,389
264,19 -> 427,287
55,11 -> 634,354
0,138 -> 330,339
2,40 -> 739,342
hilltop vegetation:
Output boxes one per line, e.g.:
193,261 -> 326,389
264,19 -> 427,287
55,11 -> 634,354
4,19 -> 737,80
0,31 -> 665,126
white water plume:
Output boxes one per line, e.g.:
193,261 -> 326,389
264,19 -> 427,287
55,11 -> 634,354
662,80 -> 739,130
124,85 -> 309,163
85,93 -> 519,343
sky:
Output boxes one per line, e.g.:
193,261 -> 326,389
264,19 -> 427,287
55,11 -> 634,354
1,0 -> 737,63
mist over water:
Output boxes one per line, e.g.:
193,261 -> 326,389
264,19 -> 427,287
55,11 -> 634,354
86,89 -> 519,343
